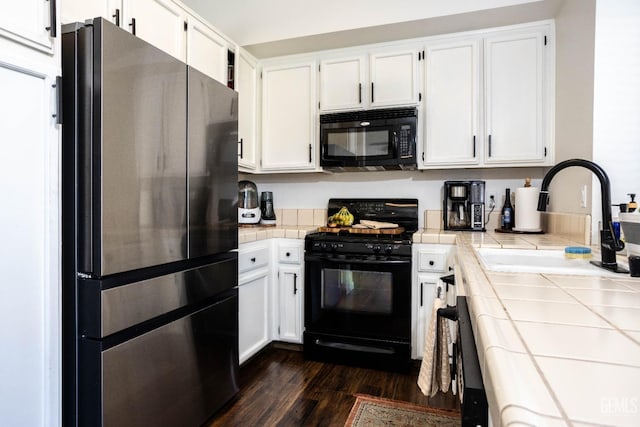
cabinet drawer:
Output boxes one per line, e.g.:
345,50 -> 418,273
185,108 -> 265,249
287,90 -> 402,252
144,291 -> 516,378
278,244 -> 302,264
238,246 -> 269,273
417,250 -> 447,272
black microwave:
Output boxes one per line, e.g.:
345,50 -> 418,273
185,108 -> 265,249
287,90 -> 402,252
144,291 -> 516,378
319,107 -> 418,170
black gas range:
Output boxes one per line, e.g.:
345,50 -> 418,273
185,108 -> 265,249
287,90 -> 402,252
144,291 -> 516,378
303,199 -> 418,372
305,198 -> 418,254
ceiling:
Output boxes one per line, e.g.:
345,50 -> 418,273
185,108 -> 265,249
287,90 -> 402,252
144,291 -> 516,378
181,0 -> 565,58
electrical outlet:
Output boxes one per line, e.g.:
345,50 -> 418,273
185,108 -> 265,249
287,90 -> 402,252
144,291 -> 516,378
580,185 -> 587,208
489,195 -> 496,209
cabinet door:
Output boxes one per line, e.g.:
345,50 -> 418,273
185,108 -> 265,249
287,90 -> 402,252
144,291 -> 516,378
261,61 -> 317,171
0,0 -> 55,52
186,15 -> 228,83
238,272 -> 270,364
126,0 -> 186,61
423,39 -> 480,167
60,0 -> 123,27
484,30 -> 546,164
369,50 -> 418,107
237,49 -> 258,171
277,265 -> 303,343
319,56 -> 365,111
413,276 -> 442,359
0,59 -> 60,426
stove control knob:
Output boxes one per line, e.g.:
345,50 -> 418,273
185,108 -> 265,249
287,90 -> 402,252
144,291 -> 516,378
373,245 -> 382,253
330,242 -> 338,251
320,242 -> 328,251
384,245 -> 393,254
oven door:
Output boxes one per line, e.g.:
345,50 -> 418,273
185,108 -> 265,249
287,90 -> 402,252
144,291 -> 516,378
304,252 -> 411,342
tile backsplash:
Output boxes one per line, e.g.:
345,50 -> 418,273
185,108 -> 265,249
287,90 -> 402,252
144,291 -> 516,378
271,208 -> 591,245
424,209 -> 591,245
276,209 -> 327,226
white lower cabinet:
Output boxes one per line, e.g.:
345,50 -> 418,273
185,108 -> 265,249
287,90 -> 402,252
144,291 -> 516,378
273,239 -> 304,343
411,244 -> 454,359
413,275 -> 443,360
238,241 -> 271,364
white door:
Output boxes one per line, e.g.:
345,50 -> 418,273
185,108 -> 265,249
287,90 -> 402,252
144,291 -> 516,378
237,49 -> 258,170
0,0 -> 55,52
278,265 -> 303,343
238,272 -> 270,364
319,56 -> 365,111
423,39 -> 480,167
60,0 -> 123,27
126,0 -> 186,61
0,59 -> 60,427
484,30 -> 546,164
186,15 -> 227,83
369,49 -> 418,107
261,61 -> 317,171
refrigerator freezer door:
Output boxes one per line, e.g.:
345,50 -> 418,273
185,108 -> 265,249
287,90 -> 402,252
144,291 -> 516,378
81,19 -> 188,276
187,67 -> 239,258
79,253 -> 238,338
79,292 -> 239,427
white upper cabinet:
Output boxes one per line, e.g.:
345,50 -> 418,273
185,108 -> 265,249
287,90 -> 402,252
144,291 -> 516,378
60,0 -> 123,26
369,49 -> 419,107
62,0 -> 233,83
125,0 -> 186,62
484,29 -> 548,165
318,47 -> 418,112
0,0 -> 56,53
423,38 -> 480,167
185,14 -> 228,83
420,23 -> 553,169
237,48 -> 259,171
319,56 -> 365,111
261,61 -> 318,171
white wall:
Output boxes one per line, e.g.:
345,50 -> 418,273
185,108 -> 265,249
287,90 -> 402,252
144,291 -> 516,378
242,169 -> 545,228
592,0 -> 640,227
551,0 -> 596,216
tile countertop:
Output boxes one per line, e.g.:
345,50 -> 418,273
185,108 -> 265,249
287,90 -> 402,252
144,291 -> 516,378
455,232 -> 640,427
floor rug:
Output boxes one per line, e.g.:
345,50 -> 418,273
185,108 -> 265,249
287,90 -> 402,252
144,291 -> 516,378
345,394 -> 460,427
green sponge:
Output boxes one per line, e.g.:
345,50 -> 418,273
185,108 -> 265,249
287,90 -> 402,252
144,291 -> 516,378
565,246 -> 592,259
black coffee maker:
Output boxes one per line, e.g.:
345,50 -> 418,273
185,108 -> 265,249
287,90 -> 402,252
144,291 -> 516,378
443,181 -> 485,231
260,191 -> 277,225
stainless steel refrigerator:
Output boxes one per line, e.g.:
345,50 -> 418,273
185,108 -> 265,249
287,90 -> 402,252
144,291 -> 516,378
61,18 -> 239,427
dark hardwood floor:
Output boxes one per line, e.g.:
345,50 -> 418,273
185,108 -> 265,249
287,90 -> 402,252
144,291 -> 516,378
206,345 -> 460,426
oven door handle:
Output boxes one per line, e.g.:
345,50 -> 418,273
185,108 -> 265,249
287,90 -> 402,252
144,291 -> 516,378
306,255 -> 411,265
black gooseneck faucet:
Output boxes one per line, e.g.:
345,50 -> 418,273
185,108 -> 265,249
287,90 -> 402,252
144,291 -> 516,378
537,159 -> 628,273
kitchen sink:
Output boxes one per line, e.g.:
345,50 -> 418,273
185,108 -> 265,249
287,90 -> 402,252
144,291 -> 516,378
475,248 -> 624,277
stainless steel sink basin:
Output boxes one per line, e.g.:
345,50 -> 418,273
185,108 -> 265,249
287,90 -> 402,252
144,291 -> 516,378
475,248 -> 623,277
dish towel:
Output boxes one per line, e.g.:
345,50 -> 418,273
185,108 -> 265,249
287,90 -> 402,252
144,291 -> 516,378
417,298 -> 451,397
457,327 -> 464,403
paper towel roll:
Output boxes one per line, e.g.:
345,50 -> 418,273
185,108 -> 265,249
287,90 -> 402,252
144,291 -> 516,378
514,187 -> 541,231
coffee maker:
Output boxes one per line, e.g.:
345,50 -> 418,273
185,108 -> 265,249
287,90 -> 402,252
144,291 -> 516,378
443,181 -> 485,231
